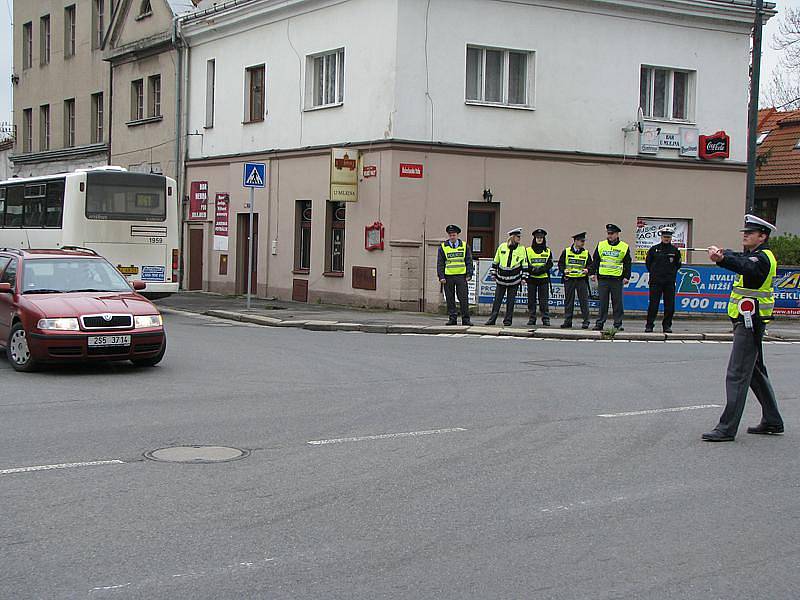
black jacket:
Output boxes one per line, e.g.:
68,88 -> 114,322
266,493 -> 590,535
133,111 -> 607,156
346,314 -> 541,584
436,239 -> 474,280
592,240 -> 632,280
718,243 -> 772,290
645,242 -> 682,283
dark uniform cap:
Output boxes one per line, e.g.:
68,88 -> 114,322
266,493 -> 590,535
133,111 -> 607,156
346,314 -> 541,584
606,223 -> 622,233
532,228 -> 547,237
445,224 -> 461,234
740,214 -> 776,234
572,232 -> 587,240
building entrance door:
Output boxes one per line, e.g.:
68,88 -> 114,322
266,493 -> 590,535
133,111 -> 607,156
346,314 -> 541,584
188,228 -> 204,290
236,213 -> 259,295
467,203 -> 498,259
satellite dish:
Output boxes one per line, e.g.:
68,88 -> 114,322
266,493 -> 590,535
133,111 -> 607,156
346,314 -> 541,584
637,106 -> 645,133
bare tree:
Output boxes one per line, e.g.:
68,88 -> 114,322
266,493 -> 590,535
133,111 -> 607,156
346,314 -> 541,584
763,6 -> 800,108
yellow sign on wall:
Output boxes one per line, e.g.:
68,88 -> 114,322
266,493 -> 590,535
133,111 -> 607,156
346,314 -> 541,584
330,148 -> 359,202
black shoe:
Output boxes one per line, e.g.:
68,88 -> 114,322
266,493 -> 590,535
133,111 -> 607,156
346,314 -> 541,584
542,320 -> 551,327
527,319 -> 536,326
581,323 -> 590,330
746,423 -> 784,435
615,326 -> 624,331
645,326 -> 653,333
503,321 -> 513,327
463,319 -> 472,326
560,322 -> 572,329
593,324 -> 603,331
663,327 -> 673,334
446,319 -> 458,326
484,318 -> 497,326
702,430 -> 735,442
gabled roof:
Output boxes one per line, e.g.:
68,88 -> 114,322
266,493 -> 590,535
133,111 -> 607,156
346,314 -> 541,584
756,108 -> 800,187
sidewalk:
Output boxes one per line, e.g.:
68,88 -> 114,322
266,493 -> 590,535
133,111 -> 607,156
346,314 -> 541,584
153,292 -> 800,341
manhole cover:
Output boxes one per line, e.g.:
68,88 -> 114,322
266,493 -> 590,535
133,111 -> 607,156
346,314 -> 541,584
144,445 -> 249,464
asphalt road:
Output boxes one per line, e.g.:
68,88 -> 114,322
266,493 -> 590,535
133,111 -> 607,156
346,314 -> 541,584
1,312 -> 799,600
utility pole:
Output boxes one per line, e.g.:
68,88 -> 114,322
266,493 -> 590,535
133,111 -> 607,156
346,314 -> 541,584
746,0 -> 765,213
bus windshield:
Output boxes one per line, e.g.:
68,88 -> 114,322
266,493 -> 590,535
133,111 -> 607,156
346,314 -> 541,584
21,258 -> 134,294
85,172 -> 166,222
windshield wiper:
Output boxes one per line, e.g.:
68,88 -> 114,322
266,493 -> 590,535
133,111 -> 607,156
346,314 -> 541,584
22,289 -> 64,294
67,288 -> 119,293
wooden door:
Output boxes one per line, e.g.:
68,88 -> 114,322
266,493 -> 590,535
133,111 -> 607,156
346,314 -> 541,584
467,204 -> 498,259
188,229 -> 204,290
236,214 -> 259,295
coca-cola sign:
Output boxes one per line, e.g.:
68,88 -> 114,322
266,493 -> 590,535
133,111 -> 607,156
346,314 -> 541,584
698,131 -> 730,160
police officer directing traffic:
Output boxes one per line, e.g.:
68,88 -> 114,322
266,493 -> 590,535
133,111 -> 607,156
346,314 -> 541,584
592,224 -> 631,331
702,214 -> 784,442
645,226 -> 682,333
558,232 -> 593,329
485,227 -> 528,326
526,228 -> 553,327
437,224 -> 474,326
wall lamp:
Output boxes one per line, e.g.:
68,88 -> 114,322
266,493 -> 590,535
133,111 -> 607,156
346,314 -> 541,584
482,188 -> 493,202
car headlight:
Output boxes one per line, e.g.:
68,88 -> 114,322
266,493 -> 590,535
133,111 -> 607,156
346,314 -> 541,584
37,318 -> 80,331
134,314 -> 163,329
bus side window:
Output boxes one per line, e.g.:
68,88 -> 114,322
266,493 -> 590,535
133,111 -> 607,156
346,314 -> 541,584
0,187 -> 5,228
46,181 -> 65,228
23,184 -> 46,228
4,186 -> 23,228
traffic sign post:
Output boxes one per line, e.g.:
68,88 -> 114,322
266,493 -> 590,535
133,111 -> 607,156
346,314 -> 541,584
243,163 -> 266,309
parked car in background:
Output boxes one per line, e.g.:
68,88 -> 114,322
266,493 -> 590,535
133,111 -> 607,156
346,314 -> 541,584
0,247 -> 166,372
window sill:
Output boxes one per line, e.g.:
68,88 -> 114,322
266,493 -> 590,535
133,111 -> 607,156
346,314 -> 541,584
323,271 -> 344,278
642,117 -> 696,126
304,102 -> 344,113
126,115 -> 163,127
293,268 -> 310,275
242,117 -> 265,125
465,100 -> 534,111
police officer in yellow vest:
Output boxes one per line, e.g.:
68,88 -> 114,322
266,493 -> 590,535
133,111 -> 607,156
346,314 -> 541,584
702,214 -> 784,442
437,224 -> 474,326
591,223 -> 631,331
557,232 -> 593,329
485,228 -> 528,326
526,228 -> 554,327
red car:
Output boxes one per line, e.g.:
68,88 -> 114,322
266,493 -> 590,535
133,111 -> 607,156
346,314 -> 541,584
0,247 -> 166,372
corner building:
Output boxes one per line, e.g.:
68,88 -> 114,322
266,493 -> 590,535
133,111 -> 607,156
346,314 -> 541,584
180,0 -> 765,311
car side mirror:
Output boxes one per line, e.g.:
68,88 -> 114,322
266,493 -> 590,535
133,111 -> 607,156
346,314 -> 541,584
132,281 -> 147,291
0,282 -> 12,293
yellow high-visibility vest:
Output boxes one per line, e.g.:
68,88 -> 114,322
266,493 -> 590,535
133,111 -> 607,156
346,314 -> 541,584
441,242 -> 467,276
526,247 -> 551,279
564,247 -> 590,278
727,249 -> 777,321
597,240 -> 629,277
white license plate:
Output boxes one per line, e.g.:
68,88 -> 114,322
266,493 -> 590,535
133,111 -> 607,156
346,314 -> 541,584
88,335 -> 131,347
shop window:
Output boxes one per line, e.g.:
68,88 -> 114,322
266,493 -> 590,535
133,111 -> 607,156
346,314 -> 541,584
295,200 -> 312,272
325,201 -> 346,274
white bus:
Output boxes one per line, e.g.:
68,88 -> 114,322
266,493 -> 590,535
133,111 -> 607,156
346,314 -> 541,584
0,167 -> 179,296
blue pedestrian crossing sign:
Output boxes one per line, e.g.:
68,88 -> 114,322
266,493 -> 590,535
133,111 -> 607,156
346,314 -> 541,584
243,162 -> 266,188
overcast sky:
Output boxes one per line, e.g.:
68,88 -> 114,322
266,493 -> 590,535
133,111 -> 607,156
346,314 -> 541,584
0,0 -> 798,124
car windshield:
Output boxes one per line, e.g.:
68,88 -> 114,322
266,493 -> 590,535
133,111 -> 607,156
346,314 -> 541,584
21,258 -> 133,294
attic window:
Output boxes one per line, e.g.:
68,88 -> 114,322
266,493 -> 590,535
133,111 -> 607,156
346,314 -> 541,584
138,0 -> 152,17
757,131 -> 770,145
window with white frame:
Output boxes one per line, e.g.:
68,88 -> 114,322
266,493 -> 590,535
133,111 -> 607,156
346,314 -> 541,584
757,131 -> 770,145
307,49 -> 344,108
148,75 -> 161,118
131,79 -> 144,121
205,59 -> 215,128
465,46 -> 533,107
639,66 -> 694,121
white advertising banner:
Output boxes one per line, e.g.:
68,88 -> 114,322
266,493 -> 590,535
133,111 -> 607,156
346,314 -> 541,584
634,217 -> 689,262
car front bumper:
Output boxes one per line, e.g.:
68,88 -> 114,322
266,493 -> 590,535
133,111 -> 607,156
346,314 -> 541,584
28,329 -> 166,362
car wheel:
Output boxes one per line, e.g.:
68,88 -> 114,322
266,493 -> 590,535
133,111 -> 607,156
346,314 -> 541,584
7,322 -> 39,372
131,337 -> 166,367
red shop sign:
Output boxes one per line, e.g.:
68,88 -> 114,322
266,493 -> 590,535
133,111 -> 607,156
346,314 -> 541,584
399,163 -> 423,178
699,131 -> 730,160
214,193 -> 229,238
189,181 -> 208,220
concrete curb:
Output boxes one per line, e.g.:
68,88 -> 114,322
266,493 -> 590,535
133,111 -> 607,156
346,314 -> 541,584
160,306 -> 800,343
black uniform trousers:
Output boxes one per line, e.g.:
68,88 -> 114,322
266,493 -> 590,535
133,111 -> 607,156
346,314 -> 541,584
646,280 -> 676,330
563,277 -> 590,326
488,283 -> 519,325
715,319 -> 783,437
444,275 -> 470,320
527,278 -> 550,322
596,277 -> 624,328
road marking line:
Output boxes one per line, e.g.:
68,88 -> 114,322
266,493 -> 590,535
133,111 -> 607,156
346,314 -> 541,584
0,459 -> 125,476
308,427 -> 468,445
91,583 -> 131,592
597,404 -> 721,418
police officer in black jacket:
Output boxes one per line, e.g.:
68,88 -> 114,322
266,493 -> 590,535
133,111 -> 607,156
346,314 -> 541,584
645,226 -> 682,333
702,214 -> 784,442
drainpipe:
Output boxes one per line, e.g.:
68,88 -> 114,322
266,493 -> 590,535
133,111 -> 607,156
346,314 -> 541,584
173,15 -> 186,287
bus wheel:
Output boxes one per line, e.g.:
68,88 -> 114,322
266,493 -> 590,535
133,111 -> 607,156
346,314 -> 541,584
131,338 -> 166,367
8,323 -> 40,372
